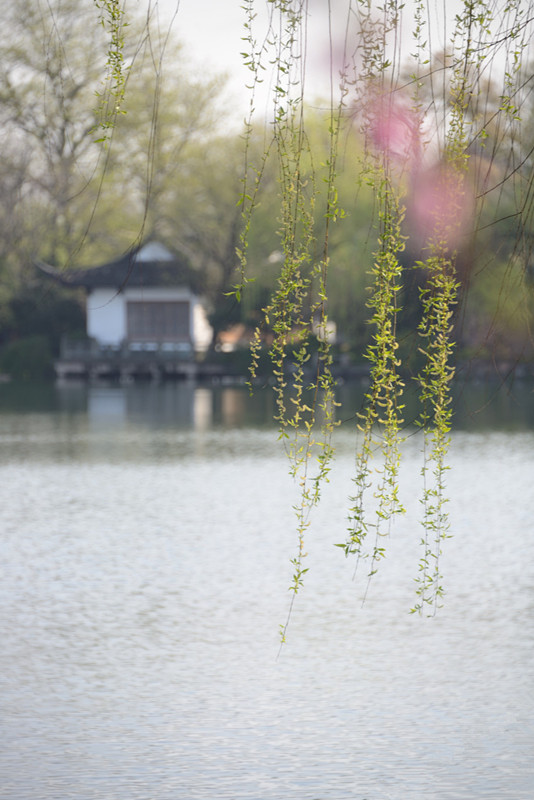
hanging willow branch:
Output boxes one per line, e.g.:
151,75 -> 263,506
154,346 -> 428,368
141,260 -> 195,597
94,0 -> 128,140
336,0 -> 409,598
240,0 -> 534,632
238,0 -> 348,642
341,167 -> 406,591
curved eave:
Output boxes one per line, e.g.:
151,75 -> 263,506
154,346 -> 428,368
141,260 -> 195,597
34,248 -> 202,293
34,260 -> 80,287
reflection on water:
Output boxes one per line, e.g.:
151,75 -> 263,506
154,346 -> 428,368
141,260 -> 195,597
0,380 -> 533,799
0,376 -> 533,431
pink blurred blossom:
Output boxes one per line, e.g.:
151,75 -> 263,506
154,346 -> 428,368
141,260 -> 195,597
362,90 -> 474,252
407,164 -> 474,251
367,96 -> 420,162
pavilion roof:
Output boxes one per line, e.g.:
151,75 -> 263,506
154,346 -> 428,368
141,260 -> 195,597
36,241 -> 202,293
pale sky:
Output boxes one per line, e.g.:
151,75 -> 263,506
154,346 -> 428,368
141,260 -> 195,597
131,0 -> 514,124
132,0 -> 262,120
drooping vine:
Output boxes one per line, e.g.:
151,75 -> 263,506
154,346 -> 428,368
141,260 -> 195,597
412,0 -> 514,613
94,0 -> 128,140
239,0 -> 534,630
239,0 -> 349,641
342,167 -> 406,592
339,0 -> 409,597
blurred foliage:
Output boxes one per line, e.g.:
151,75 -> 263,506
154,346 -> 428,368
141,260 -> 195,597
0,336 -> 54,382
0,0 -> 532,381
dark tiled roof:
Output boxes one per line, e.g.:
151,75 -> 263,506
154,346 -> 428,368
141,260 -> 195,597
36,242 -> 201,293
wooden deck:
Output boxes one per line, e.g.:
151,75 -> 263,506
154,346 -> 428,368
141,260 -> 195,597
55,338 -> 209,381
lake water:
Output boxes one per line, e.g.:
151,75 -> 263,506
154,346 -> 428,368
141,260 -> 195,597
1,380 -> 533,800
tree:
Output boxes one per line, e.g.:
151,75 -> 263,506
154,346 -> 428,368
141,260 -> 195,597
0,0 -> 228,270
105,38 -> 227,236
0,0 -> 111,267
237,0 -> 534,634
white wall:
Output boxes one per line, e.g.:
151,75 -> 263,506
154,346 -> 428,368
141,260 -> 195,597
192,299 -> 213,351
86,286 -> 213,349
86,288 -> 126,346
